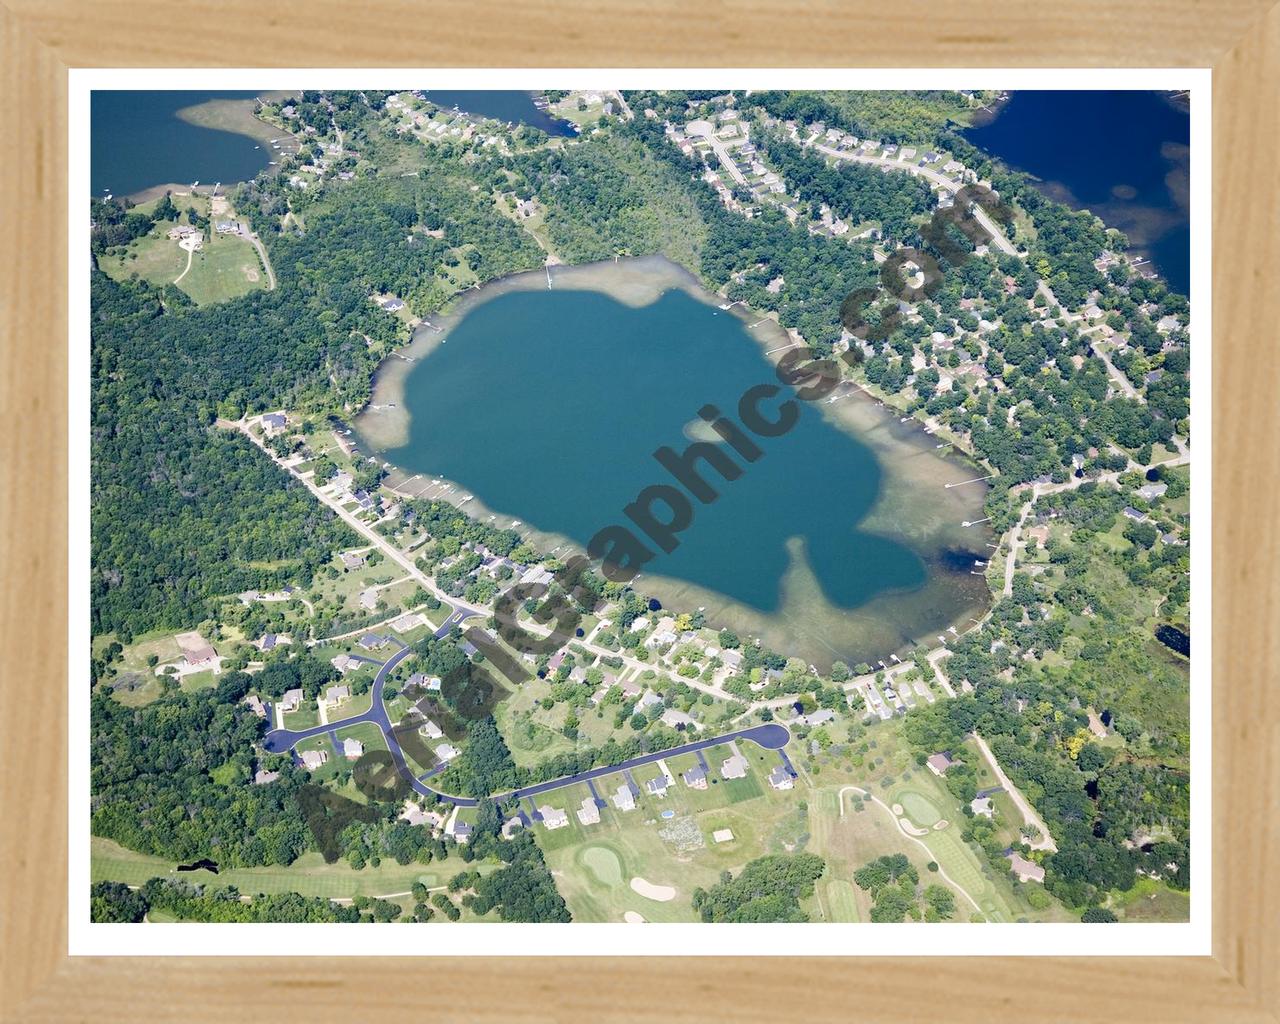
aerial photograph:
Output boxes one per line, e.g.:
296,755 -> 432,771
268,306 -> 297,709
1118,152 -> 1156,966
88,86 -> 1191,928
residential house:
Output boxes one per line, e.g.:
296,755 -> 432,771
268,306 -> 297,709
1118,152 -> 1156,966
970,796 -> 995,818
300,749 -> 328,770
175,631 -> 217,669
540,805 -> 569,830
324,684 -> 350,707
243,694 -> 267,719
434,743 -> 461,763
1006,851 -> 1045,883
769,764 -> 795,791
683,764 -> 708,790
253,767 -> 280,785
278,688 -> 303,714
418,718 -> 443,740
339,550 -> 366,570
342,737 -> 364,759
661,708 -> 697,731
636,690 -> 664,712
926,752 -> 955,777
261,412 -> 287,435
576,796 -> 601,826
331,654 -> 360,674
1137,482 -> 1168,501
358,633 -> 386,651
612,782 -> 638,811
646,774 -> 671,797
721,754 -> 749,780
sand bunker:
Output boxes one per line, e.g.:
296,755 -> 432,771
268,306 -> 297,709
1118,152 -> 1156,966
898,818 -> 930,837
623,911 -> 647,923
630,876 -> 676,902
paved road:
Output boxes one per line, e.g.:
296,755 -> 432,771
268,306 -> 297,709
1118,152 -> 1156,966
807,139 -> 1020,258
265,618 -> 791,808
234,419 -> 486,628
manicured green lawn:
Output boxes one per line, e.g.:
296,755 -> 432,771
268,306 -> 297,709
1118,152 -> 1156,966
91,837 -> 452,899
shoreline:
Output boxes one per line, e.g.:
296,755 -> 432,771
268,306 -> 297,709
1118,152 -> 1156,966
349,256 -> 994,670
112,94 -> 302,203
961,90 -> 1188,296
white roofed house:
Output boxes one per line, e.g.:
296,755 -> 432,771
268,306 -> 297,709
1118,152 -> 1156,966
300,748 -> 328,771
612,782 -> 638,811
769,764 -> 795,790
576,796 -> 601,826
721,754 -> 749,780
278,688 -> 304,714
342,737 -> 364,759
636,690 -> 664,712
418,717 -> 444,739
661,708 -> 699,731
539,805 -> 569,830
434,743 -> 461,762
331,654 -> 360,674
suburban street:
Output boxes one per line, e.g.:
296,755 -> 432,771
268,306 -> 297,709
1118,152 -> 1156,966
807,139 -> 1020,257
264,620 -> 791,809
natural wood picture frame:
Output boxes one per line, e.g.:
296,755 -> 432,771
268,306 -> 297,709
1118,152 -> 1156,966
1,2 -> 1276,1020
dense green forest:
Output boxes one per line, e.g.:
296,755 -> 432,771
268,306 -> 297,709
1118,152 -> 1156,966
90,273 -> 362,642
511,132 -> 708,267
749,90 -> 987,146
753,124 -> 936,238
691,853 -> 826,922
90,879 -> 368,923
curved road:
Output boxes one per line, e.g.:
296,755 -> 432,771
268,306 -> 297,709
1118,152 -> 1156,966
264,621 -> 791,808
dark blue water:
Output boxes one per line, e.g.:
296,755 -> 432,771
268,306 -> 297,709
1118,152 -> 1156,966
421,91 -> 577,137
91,91 -> 270,197
965,91 -> 1190,295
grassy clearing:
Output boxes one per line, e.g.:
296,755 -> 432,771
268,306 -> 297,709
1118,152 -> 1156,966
178,231 -> 268,305
91,837 -> 451,899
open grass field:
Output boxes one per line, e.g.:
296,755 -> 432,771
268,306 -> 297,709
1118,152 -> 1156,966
91,837 -> 454,899
1111,876 -> 1191,922
99,229 -> 187,287
177,230 -> 268,305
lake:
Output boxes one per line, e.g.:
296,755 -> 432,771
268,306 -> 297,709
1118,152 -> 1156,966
91,91 -> 273,198
358,258 -> 993,668
421,90 -> 577,137
965,90 -> 1190,295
